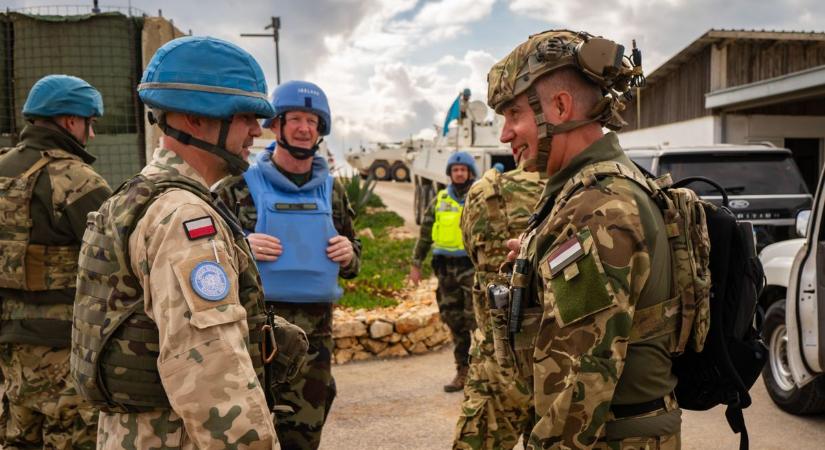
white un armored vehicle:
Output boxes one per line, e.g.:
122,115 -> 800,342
345,138 -> 429,182
410,99 -> 513,224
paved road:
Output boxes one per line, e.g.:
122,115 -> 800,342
319,178 -> 825,449
374,180 -> 418,232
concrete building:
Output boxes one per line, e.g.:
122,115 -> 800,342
619,29 -> 825,191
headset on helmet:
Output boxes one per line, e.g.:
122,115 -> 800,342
263,80 -> 331,161
487,30 -> 644,172
446,151 -> 478,177
137,36 -> 275,175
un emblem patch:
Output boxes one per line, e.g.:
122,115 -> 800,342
190,261 -> 230,301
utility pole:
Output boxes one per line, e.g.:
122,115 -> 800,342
241,16 -> 281,85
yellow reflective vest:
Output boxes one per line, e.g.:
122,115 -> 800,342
432,188 -> 465,253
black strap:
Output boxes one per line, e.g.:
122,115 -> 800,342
725,405 -> 749,450
610,397 -> 666,419
263,304 -> 277,411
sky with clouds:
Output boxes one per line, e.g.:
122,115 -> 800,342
6,0 -> 825,154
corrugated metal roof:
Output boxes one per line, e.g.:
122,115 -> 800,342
645,29 -> 825,85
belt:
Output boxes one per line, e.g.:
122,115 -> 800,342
610,397 -> 666,419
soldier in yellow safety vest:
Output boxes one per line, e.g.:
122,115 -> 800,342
410,151 -> 478,392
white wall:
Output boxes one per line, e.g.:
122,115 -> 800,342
726,114 -> 825,145
616,116 -> 717,148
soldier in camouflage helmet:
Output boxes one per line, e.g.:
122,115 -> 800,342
453,134 -> 545,449
71,37 -> 306,449
489,30 -> 680,448
0,74 -> 109,449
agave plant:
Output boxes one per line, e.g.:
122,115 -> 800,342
341,173 -> 378,220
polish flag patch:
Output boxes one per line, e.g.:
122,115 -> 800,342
547,236 -> 585,278
183,216 -> 217,240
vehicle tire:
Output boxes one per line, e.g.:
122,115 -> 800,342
391,162 -> 410,182
370,161 -> 391,181
762,301 -> 825,414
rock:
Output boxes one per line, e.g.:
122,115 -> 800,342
377,343 -> 409,359
425,328 -> 450,347
395,313 -> 425,334
335,337 -> 358,349
409,324 -> 436,342
335,348 -> 354,364
360,337 -> 389,354
357,228 -> 375,239
352,351 -> 373,362
410,341 -> 429,354
387,226 -> 415,240
333,320 -> 366,339
369,320 -> 394,339
388,332 -> 402,344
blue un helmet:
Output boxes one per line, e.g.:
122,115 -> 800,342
138,36 -> 275,174
23,75 -> 104,119
446,151 -> 478,178
262,80 -> 331,160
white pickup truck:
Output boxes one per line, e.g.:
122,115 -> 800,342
758,173 -> 825,414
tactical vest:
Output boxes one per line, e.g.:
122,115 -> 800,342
0,147 -> 80,292
71,173 -> 267,413
432,189 -> 466,255
243,165 -> 342,303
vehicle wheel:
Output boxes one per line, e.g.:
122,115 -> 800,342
370,161 -> 391,181
391,162 -> 410,182
762,301 -> 825,414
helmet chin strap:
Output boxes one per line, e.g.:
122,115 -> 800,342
526,86 -> 606,174
149,111 -> 249,175
276,115 -> 322,161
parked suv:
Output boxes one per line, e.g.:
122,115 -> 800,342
758,167 -> 825,414
625,144 -> 812,251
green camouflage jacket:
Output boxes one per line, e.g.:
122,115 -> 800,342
460,163 -> 544,331
217,166 -> 361,281
0,125 -> 111,347
521,133 -> 677,448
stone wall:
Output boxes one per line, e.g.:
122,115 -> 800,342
332,278 -> 451,364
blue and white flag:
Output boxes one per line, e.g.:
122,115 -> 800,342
442,95 -> 461,136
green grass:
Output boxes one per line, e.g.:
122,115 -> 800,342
339,195 -> 430,310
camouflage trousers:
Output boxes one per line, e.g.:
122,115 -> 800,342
592,433 -> 680,449
270,302 -> 336,450
453,327 -> 533,450
0,343 -> 98,449
432,256 -> 476,366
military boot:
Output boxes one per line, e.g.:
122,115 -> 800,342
444,364 -> 469,393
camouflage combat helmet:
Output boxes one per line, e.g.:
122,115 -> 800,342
487,29 -> 644,172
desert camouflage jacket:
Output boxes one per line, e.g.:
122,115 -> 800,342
460,163 -> 544,331
520,133 -> 676,448
96,148 -> 277,449
0,125 -> 110,347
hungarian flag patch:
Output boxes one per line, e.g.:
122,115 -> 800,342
548,236 -> 585,278
183,216 -> 217,240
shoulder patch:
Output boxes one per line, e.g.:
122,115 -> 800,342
190,261 -> 230,301
183,216 -> 217,240
547,235 -> 584,277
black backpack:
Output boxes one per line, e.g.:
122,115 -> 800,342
669,176 -> 767,450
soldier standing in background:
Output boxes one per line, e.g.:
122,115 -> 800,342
488,30 -> 679,448
410,151 -> 478,393
453,144 -> 544,448
0,74 -> 109,449
218,80 -> 361,450
72,36 -> 305,449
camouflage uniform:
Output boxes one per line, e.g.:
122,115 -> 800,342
517,134 -> 679,449
0,125 -> 109,449
413,187 -> 475,368
93,148 -> 277,449
218,167 -> 361,450
454,164 -> 544,449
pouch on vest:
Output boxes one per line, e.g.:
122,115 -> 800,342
251,175 -> 342,302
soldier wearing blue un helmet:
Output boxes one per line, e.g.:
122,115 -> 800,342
410,150 -> 478,392
217,80 -> 361,450
71,36 -> 308,449
0,74 -> 109,448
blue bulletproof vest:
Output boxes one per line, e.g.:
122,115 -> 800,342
243,151 -> 343,303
